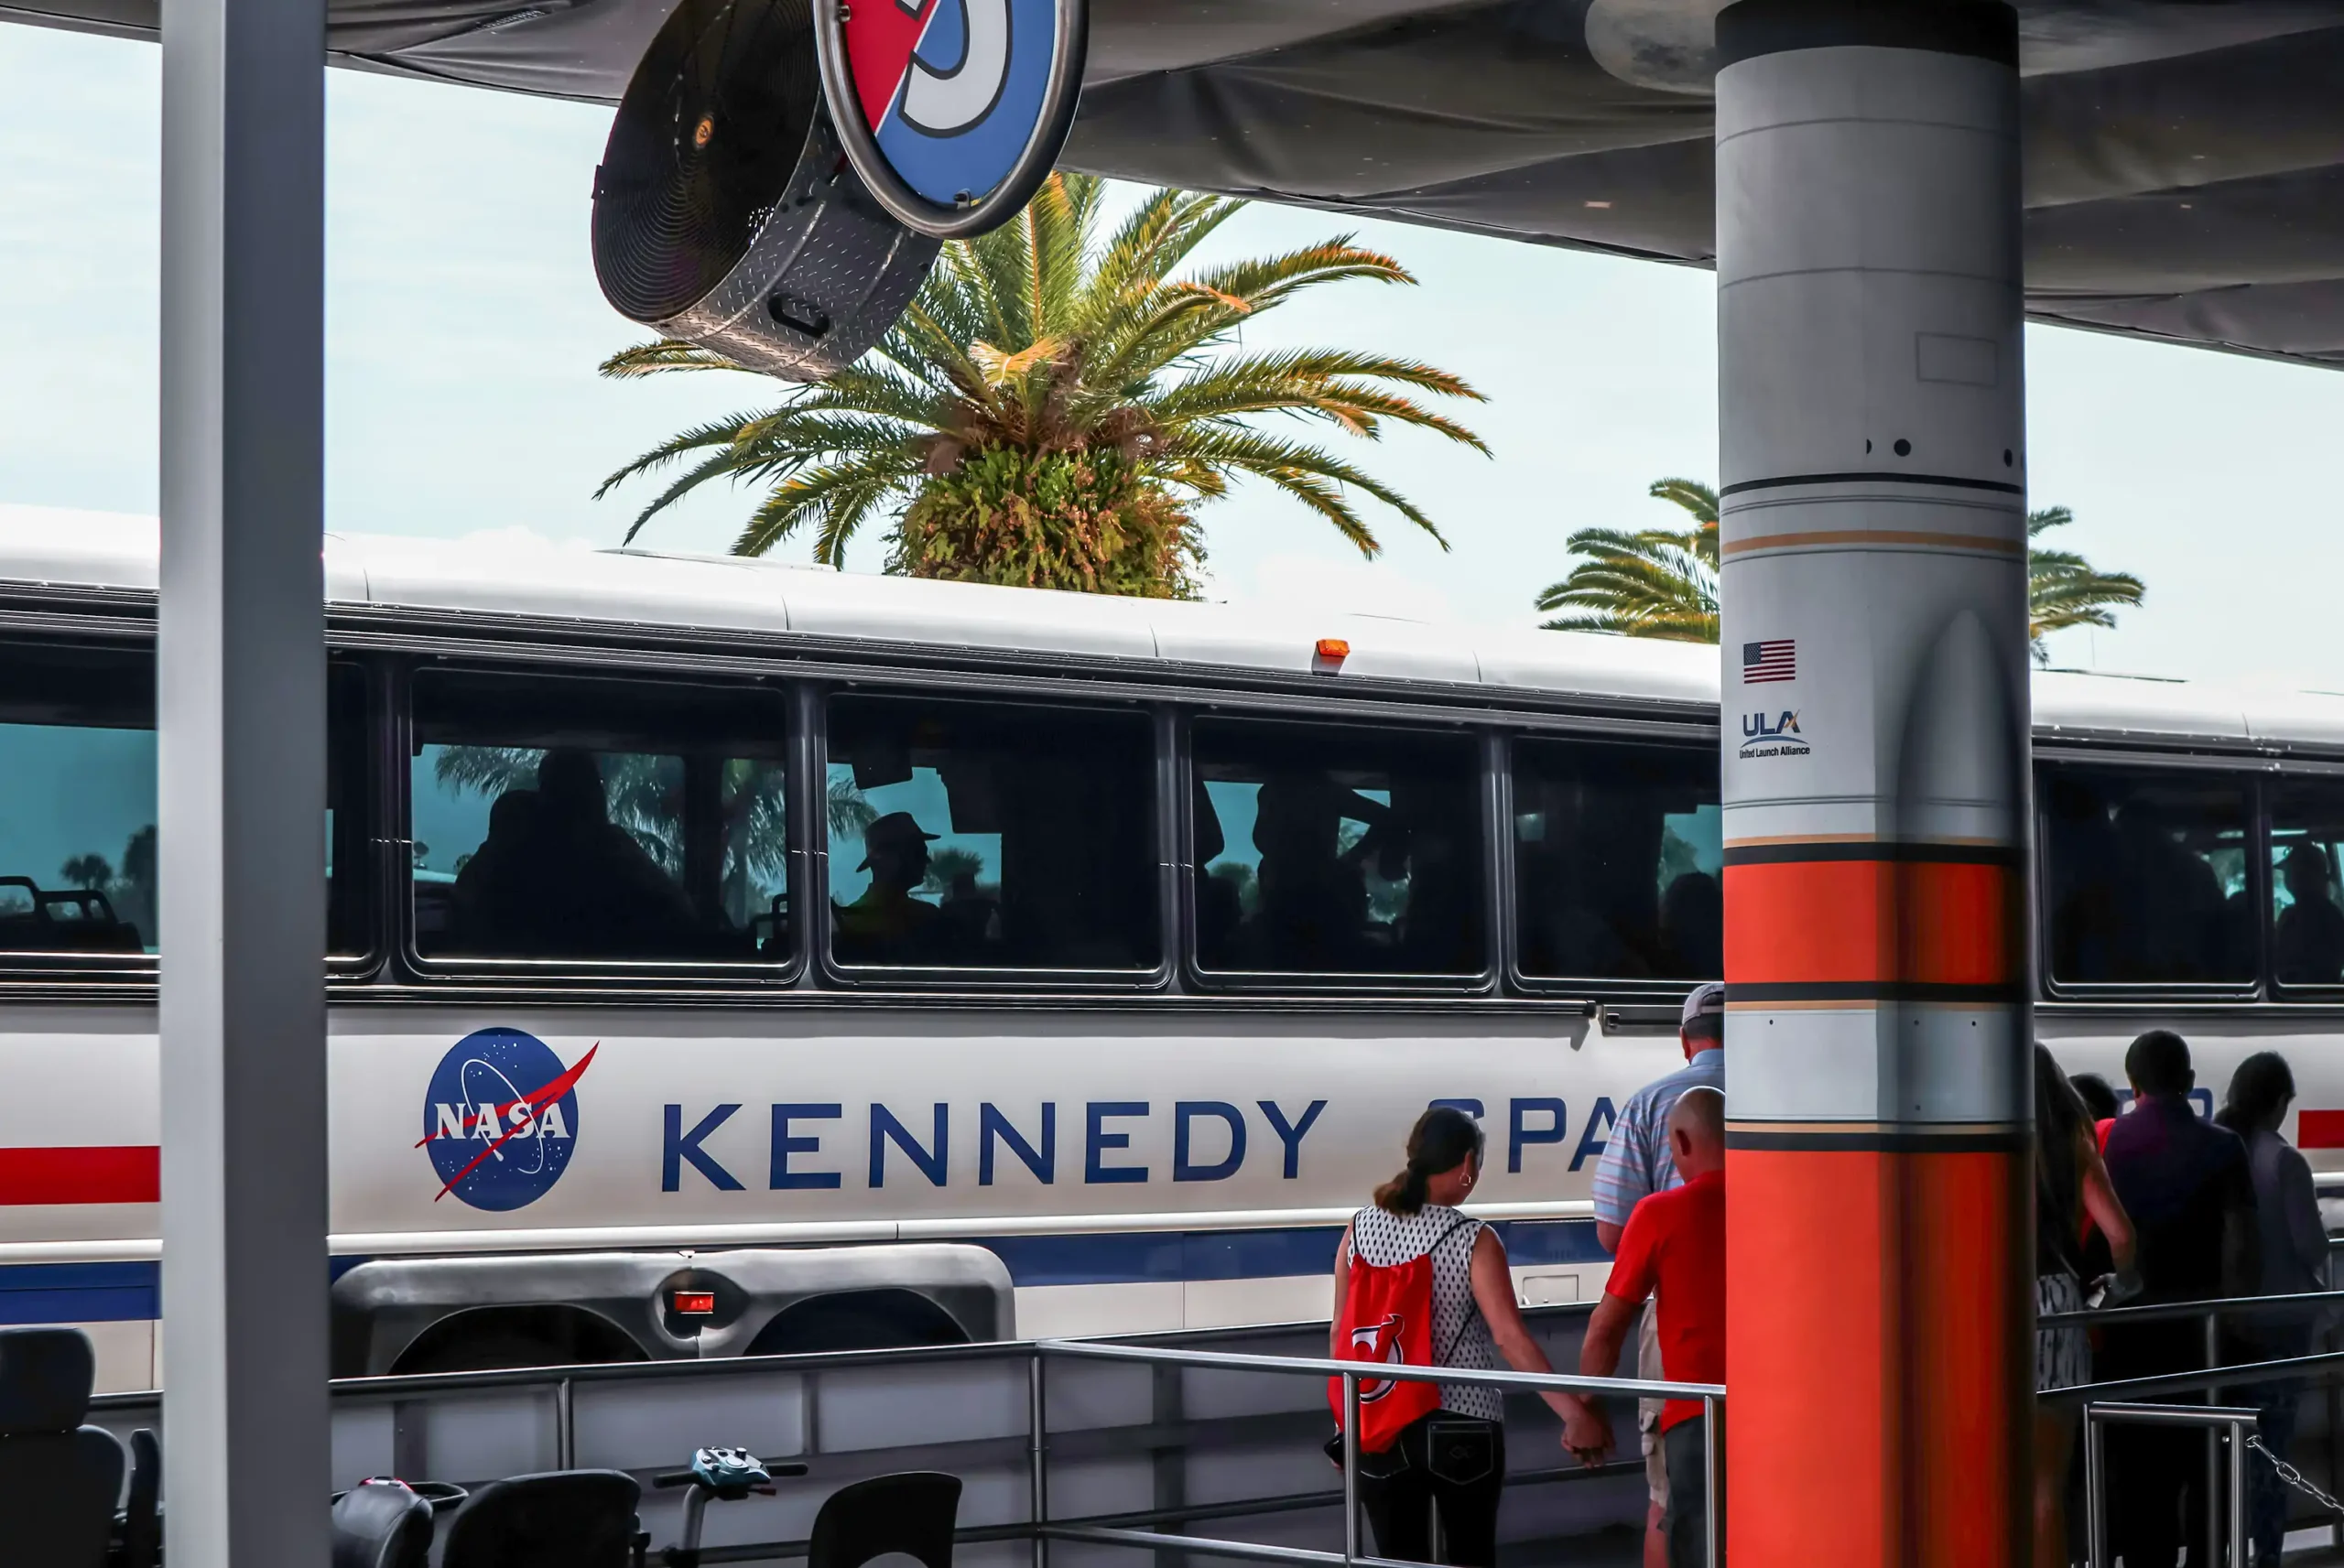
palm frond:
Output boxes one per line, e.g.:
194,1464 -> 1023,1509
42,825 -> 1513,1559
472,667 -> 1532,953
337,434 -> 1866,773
599,339 -> 757,378
1534,524 -> 1719,641
732,455 -> 920,559
1174,425 -> 1453,555
599,177 -> 1481,579
1648,478 -> 1719,527
2024,504 -> 2143,663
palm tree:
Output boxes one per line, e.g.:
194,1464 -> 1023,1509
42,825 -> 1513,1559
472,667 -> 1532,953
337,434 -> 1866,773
1536,484 -> 2143,662
2026,505 -> 2144,664
1535,479 -> 1719,641
59,853 -> 114,891
597,173 -> 1487,597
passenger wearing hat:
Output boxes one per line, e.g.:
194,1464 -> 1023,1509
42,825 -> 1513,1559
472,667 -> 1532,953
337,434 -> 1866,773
834,811 -> 942,951
1590,980 -> 1726,1568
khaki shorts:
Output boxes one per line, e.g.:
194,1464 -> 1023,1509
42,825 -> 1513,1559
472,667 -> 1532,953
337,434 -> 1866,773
1638,1303 -> 1668,1509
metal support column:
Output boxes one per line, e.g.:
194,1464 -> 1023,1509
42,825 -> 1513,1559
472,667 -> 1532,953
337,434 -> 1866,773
1713,4 -> 2030,1566
157,0 -> 331,1552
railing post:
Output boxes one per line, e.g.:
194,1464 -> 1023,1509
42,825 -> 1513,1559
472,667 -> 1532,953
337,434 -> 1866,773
1030,1347 -> 1051,1568
1703,1394 -> 1720,1568
2205,1309 -> 2221,1568
2084,1405 -> 2107,1568
1341,1370 -> 1360,1565
556,1377 -> 574,1471
2228,1413 -> 2247,1568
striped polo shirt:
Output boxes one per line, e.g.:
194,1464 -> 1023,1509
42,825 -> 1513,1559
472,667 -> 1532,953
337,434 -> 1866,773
1590,1047 -> 1725,1231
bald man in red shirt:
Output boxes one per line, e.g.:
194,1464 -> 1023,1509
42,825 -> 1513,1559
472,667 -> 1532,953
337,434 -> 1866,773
1557,1087 -> 1726,1568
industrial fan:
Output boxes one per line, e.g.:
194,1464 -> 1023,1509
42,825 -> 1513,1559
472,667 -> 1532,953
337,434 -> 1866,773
590,0 -> 939,382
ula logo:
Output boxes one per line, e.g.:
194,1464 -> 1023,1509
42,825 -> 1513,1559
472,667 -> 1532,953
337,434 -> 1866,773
1348,1313 -> 1408,1403
1739,710 -> 1811,760
418,1030 -> 596,1211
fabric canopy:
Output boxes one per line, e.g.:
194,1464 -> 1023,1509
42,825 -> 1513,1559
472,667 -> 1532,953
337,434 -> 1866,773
16,0 -> 2344,367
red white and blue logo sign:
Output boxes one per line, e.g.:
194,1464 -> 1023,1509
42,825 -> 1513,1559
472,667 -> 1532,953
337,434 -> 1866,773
825,0 -> 1080,231
418,1030 -> 596,1212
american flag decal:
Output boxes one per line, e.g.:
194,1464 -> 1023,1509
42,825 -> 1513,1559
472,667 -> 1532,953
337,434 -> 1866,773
1742,640 -> 1796,683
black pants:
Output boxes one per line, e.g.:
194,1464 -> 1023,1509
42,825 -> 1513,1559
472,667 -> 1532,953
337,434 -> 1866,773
1356,1413 -> 1506,1568
2100,1323 -> 2206,1568
1661,1416 -> 1716,1568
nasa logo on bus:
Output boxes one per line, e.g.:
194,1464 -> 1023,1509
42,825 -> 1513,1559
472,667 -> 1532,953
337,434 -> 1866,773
815,0 -> 1086,238
418,1030 -> 598,1212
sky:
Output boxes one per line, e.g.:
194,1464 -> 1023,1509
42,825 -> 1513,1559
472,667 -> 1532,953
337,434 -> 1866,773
4,26 -> 2344,685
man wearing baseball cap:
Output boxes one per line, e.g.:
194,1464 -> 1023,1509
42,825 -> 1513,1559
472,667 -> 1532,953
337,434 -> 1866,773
834,810 -> 943,954
1590,980 -> 1726,1568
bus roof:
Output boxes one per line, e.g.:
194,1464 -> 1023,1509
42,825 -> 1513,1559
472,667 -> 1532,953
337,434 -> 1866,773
6,502 -> 2342,752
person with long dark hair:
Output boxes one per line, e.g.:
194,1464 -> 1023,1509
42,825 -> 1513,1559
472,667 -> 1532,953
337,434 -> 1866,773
2034,1044 -> 2136,1568
2217,1051 -> 2328,1568
1329,1108 -> 1580,1567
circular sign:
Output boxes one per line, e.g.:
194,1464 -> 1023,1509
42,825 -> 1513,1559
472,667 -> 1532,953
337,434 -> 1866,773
418,1029 -> 593,1212
815,0 -> 1087,238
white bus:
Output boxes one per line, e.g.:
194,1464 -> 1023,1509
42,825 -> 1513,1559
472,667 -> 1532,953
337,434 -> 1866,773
5,507 -> 2341,1392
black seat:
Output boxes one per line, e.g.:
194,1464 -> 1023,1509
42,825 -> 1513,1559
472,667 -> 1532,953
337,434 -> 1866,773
807,1472 -> 962,1568
119,1428 -> 161,1568
0,1326 -> 125,1568
331,1477 -> 435,1568
438,1468 -> 641,1568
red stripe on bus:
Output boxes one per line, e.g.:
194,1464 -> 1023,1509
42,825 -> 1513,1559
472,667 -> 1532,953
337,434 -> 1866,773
0,1146 -> 162,1206
2297,1111 -> 2344,1150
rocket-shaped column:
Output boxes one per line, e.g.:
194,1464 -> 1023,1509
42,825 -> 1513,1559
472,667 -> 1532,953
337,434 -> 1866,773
1714,3 -> 2031,1564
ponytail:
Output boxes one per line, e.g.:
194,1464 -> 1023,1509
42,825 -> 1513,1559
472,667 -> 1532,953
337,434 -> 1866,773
1373,1165 -> 1432,1217
1373,1107 -> 1483,1218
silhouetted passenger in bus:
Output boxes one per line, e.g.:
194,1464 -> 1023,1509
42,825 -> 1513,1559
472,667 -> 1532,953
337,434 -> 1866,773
2046,778 -> 2126,980
446,749 -> 698,957
2273,845 -> 2344,984
1393,806 -> 1478,973
1658,871 -> 1720,979
2106,805 -> 2216,979
526,748 -> 700,956
1248,778 -> 1373,970
450,787 -> 541,952
834,811 -> 942,961
1192,784 -> 1244,965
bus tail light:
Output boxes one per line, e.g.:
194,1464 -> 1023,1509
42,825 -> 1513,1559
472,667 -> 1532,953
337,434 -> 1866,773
673,1291 -> 718,1316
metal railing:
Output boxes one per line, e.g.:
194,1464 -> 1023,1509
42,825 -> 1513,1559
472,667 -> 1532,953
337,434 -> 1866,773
1033,1338 -> 1727,1568
2081,1402 -> 2256,1568
86,1309 -> 1674,1568
2046,1281 -> 2344,1564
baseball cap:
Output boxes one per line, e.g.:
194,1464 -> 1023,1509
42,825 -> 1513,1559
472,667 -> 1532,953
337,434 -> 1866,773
1680,981 -> 1726,1032
857,811 -> 939,871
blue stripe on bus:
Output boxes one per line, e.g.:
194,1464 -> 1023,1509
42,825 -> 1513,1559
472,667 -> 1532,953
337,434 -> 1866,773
0,1261 -> 160,1325
0,1219 -> 1604,1322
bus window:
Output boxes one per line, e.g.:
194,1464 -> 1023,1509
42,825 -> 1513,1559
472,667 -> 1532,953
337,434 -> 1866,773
826,697 -> 1156,971
0,643 -> 364,961
2040,765 -> 2253,986
1191,721 -> 1482,977
1512,739 -> 1720,981
0,642 -> 155,956
323,661 -> 371,957
410,670 -> 789,965
2268,780 -> 2344,987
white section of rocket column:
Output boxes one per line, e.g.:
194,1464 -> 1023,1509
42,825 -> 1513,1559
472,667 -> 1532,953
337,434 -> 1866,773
1717,40 -> 2030,1128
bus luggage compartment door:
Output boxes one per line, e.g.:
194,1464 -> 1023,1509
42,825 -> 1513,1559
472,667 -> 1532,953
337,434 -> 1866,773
331,1244 -> 1015,1376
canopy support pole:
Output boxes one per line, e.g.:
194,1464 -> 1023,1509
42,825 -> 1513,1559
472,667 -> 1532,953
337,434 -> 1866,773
1713,4 -> 2032,1564
157,0 -> 331,1552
